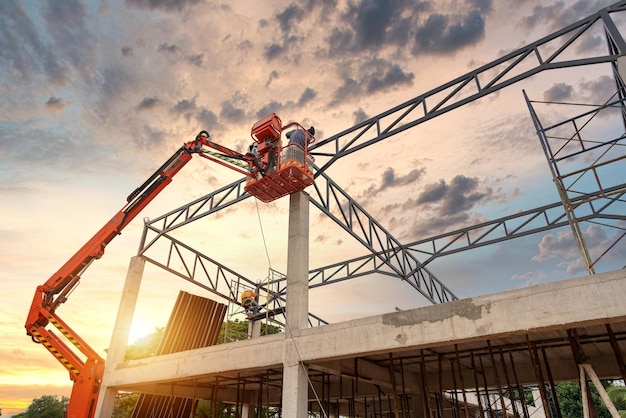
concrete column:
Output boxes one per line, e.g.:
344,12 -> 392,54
95,256 -> 145,418
281,191 -> 310,418
285,191 -> 309,332
249,319 -> 261,338
282,361 -> 310,418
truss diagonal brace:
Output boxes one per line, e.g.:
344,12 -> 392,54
309,169 -> 457,304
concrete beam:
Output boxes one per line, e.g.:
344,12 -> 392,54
103,269 -> 626,389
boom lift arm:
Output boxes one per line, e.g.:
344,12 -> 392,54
25,115 -> 316,418
24,132 -> 227,418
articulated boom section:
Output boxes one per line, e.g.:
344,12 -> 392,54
25,115 -> 314,418
25,135 -> 209,418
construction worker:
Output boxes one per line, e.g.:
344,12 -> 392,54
286,126 -> 315,149
241,289 -> 257,314
246,142 -> 264,176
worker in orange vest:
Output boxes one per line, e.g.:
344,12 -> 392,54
241,289 -> 258,314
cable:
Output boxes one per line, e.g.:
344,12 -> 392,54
282,314 -> 328,418
255,199 -> 272,269
253,198 -> 327,416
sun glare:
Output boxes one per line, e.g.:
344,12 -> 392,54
128,317 -> 156,344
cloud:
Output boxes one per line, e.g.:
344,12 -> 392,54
543,82 -> 574,102
126,0 -> 202,12
220,101 -> 246,123
331,58 -> 414,104
158,43 -> 180,54
45,96 -> 68,112
532,224 -> 626,275
137,97 -> 159,111
185,53 -> 204,67
353,108 -> 369,124
171,97 -> 198,120
254,87 -> 319,119
520,0 -> 618,32
345,0 -> 411,49
416,175 -> 491,216
266,70 -> 279,87
298,87 -> 317,107
361,167 -> 425,201
324,0 -> 490,57
579,75 -> 619,104
413,9 -> 486,55
276,3 -> 303,34
197,108 -> 219,130
0,1 -> 67,85
264,43 -> 286,61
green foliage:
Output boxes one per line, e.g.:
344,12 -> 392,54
555,381 -> 615,418
14,395 -> 68,418
607,385 -> 626,417
219,319 -> 249,343
112,392 -> 139,418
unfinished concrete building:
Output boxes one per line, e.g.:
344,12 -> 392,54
94,3 -> 626,417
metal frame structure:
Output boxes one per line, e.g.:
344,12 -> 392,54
94,4 -> 626,417
137,1 -> 626,324
525,93 -> 626,275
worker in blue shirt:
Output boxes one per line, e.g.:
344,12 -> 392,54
286,126 -> 315,148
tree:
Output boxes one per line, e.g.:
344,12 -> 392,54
112,392 -> 140,418
556,381 -> 615,418
607,385 -> 626,417
13,395 -> 68,418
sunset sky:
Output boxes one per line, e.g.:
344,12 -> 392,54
1,0 -> 625,416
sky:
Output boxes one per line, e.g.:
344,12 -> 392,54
1,0 -> 625,416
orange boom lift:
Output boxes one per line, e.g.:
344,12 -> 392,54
25,114 -> 315,418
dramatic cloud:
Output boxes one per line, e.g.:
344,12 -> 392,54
2,2 -> 623,413
413,10 -> 486,54
543,82 -> 573,102
362,167 -> 425,200
332,58 -> 414,103
276,3 -> 303,34
324,0 -> 489,57
416,175 -> 491,216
